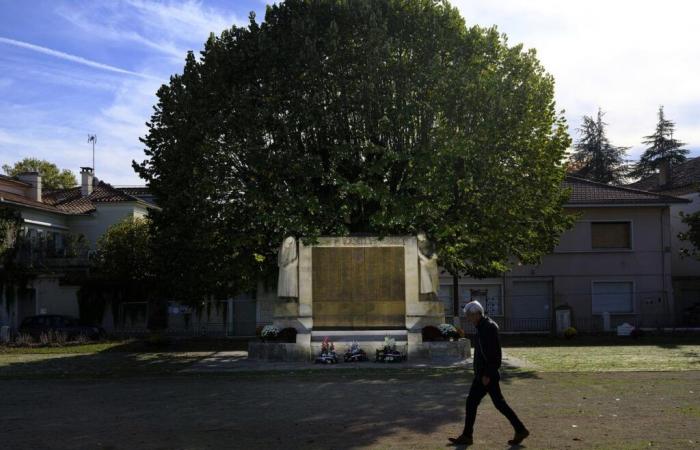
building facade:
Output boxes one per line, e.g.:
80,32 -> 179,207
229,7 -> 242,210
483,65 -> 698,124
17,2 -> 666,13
628,157 -> 700,327
437,176 -> 690,333
0,168 -> 154,331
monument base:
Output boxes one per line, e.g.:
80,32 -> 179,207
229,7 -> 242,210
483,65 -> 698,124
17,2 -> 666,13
248,331 -> 470,362
410,339 -> 471,360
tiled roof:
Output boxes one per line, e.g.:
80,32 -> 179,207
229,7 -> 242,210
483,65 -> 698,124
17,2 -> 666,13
626,157 -> 700,196
42,181 -> 145,214
0,190 -> 66,214
563,175 -> 690,205
0,174 -> 31,187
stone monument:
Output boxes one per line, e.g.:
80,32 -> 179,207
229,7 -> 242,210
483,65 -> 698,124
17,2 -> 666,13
259,235 -> 447,358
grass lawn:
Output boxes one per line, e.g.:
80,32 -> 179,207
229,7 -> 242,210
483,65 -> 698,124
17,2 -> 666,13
502,335 -> 700,372
0,338 -> 249,378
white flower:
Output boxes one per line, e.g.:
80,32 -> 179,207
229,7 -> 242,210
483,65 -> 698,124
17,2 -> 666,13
438,323 -> 457,336
261,325 -> 280,338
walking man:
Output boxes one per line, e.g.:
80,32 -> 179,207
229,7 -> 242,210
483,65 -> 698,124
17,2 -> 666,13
449,301 -> 529,446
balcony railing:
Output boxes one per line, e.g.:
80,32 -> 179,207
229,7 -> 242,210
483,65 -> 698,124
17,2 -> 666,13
12,240 -> 90,269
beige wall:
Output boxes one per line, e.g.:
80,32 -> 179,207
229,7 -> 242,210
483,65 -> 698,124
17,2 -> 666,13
68,202 -> 148,249
442,206 -> 675,329
33,277 -> 80,318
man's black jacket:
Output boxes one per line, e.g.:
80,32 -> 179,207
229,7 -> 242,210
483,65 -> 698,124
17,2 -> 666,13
472,316 -> 502,378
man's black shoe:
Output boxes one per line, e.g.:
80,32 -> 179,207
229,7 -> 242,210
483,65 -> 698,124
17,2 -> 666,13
508,429 -> 530,445
448,434 -> 473,445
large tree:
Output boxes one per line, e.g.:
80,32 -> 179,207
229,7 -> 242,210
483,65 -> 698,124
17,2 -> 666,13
630,106 -> 688,179
2,157 -> 77,189
568,109 -> 628,184
679,211 -> 700,260
134,0 -> 574,303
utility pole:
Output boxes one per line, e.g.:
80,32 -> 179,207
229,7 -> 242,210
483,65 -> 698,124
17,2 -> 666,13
87,134 -> 97,171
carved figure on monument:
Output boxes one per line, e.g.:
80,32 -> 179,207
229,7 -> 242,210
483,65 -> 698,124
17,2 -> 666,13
417,232 -> 439,296
277,236 -> 299,298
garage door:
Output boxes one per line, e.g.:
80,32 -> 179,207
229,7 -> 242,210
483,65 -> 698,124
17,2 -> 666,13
510,281 -> 552,331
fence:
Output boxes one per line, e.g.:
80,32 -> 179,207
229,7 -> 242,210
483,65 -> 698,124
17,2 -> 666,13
459,313 -> 689,335
111,319 -> 258,338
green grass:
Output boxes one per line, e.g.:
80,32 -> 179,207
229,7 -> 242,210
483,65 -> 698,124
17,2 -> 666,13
0,341 -> 126,354
505,342 -> 700,371
2,335 -> 700,378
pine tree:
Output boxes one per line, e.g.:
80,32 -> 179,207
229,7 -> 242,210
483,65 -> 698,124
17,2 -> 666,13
630,106 -> 688,179
569,109 -> 628,184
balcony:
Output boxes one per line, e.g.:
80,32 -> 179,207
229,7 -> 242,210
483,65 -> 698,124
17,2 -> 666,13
11,236 -> 90,270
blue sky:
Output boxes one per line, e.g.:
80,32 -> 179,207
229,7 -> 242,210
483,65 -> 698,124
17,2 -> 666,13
1,0 -> 699,186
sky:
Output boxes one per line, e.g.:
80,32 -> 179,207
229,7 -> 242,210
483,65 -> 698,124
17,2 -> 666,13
1,0 -> 699,186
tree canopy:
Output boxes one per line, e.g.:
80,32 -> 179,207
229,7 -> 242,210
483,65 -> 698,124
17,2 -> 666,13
679,211 -> 700,260
94,216 -> 153,284
630,106 -> 688,179
134,0 -> 574,302
568,109 -> 628,184
2,157 -> 77,189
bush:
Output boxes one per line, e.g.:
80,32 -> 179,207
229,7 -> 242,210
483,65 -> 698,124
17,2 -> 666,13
37,330 -> 66,346
277,327 -> 297,343
421,325 -> 443,342
14,332 -> 34,346
564,326 -> 577,339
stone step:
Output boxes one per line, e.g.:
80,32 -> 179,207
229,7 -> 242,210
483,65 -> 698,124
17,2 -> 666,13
310,329 -> 408,342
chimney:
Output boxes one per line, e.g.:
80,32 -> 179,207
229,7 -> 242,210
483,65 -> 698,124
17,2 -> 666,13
80,167 -> 94,196
17,171 -> 42,202
658,159 -> 672,187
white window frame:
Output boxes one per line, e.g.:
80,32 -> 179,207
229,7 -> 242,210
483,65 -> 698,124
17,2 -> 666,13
591,280 -> 636,315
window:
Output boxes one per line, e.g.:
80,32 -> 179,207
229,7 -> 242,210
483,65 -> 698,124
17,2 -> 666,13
459,284 -> 503,316
592,282 -> 633,314
591,222 -> 631,249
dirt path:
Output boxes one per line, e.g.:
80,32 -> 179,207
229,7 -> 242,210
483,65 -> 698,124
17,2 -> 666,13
1,371 -> 698,449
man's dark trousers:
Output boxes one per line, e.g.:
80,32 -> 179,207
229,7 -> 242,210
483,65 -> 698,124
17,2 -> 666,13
463,373 -> 526,437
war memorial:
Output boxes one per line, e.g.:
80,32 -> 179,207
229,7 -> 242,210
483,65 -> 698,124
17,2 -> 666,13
249,235 -> 470,361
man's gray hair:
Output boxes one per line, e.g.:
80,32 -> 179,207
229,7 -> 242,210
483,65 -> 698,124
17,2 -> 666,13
463,300 -> 484,316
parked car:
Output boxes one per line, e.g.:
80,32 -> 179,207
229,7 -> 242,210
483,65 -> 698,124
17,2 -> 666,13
19,315 -> 105,340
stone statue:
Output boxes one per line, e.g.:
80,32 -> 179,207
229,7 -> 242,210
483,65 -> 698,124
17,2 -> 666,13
417,232 -> 439,296
277,236 -> 299,298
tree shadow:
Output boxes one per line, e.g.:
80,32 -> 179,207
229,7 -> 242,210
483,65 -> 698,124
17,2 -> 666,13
0,341 -> 542,449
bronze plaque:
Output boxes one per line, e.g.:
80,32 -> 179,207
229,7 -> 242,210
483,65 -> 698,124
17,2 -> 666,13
312,246 -> 405,329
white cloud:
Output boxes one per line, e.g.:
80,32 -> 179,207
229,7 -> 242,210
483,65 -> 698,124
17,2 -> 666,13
452,0 -> 700,160
4,0 -> 700,187
58,0 -> 246,62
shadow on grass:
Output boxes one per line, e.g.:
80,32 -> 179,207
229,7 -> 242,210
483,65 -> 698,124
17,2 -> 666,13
0,340 -> 542,449
0,337 -> 541,384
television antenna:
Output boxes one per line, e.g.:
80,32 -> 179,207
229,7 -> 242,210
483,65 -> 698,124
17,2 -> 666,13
87,134 -> 97,171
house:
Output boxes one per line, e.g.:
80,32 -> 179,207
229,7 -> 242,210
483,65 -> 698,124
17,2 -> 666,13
627,157 -> 700,326
0,167 -> 155,331
434,175 -> 691,333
